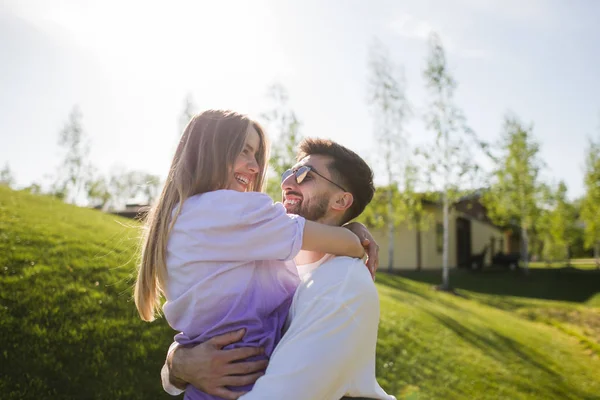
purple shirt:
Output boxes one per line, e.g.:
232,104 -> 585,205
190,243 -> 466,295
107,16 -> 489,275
163,190 -> 305,400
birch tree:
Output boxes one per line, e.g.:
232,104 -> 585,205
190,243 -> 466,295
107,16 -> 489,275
179,93 -> 198,134
55,106 -> 93,204
421,33 -> 479,289
260,83 -> 302,201
482,115 -> 545,274
0,163 -> 15,188
367,39 -> 412,271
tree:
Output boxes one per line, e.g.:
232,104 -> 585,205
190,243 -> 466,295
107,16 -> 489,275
179,93 -> 198,135
357,162 -> 432,270
581,135 -> 600,268
107,167 -> 137,210
140,173 -> 162,205
55,106 -> 93,204
570,197 -> 591,258
0,163 -> 15,188
23,183 -> 42,195
86,175 -> 112,209
421,32 -> 480,289
260,83 -> 302,201
103,168 -> 162,210
539,181 -> 576,264
367,39 -> 413,271
482,115 -> 545,274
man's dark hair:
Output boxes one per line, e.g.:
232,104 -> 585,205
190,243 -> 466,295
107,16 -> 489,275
297,138 -> 375,224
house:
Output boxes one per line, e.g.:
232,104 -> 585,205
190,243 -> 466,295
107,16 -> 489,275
371,195 -> 519,270
110,203 -> 150,221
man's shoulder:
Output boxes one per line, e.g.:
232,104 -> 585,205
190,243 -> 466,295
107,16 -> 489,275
310,256 -> 377,296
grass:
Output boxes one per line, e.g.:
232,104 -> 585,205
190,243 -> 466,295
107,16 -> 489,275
1,185 -> 599,399
375,272 -> 600,399
529,260 -> 599,270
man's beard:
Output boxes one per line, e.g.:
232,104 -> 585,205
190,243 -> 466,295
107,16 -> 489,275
289,194 -> 329,222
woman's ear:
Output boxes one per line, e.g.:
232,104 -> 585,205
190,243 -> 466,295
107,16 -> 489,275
332,192 -> 354,213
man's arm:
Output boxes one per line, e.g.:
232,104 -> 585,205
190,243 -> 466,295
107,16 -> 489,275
162,329 -> 268,400
239,271 -> 380,400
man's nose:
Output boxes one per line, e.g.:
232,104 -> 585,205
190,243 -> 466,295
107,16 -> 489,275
281,172 -> 297,190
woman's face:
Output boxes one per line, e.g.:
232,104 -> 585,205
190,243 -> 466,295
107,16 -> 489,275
227,124 -> 261,192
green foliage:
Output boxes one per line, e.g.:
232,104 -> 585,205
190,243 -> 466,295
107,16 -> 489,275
261,83 -> 302,177
105,168 -> 162,210
265,175 -> 283,203
1,186 -> 600,399
421,32 -> 480,286
421,33 -> 480,195
179,93 -> 198,134
539,181 -> 577,261
482,115 -> 545,271
367,39 -> 411,184
357,178 -> 432,233
367,39 -> 426,270
86,175 -> 112,209
261,83 -> 303,202
581,135 -> 600,258
55,106 -> 93,204
0,163 -> 15,188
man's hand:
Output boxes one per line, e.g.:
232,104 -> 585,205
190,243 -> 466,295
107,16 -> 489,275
343,222 -> 379,280
168,329 -> 268,400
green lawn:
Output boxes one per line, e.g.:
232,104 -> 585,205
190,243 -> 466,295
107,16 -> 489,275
529,260 -> 599,270
1,186 -> 599,399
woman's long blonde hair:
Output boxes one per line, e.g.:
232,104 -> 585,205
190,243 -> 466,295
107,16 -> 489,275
134,109 -> 269,321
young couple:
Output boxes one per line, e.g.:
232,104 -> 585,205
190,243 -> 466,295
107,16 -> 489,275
135,110 -> 395,399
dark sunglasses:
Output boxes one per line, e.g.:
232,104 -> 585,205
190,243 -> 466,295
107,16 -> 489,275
281,165 -> 347,192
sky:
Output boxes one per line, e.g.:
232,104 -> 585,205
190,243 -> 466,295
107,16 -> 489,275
1,0 -> 599,200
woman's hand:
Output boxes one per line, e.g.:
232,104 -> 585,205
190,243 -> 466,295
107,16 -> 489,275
344,222 -> 379,280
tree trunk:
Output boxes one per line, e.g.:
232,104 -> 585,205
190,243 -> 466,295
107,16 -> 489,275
442,192 -> 450,289
416,227 -> 422,271
595,241 -> 600,270
387,199 -> 394,272
522,225 -> 530,275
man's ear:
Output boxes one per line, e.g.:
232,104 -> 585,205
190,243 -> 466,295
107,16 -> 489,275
331,192 -> 354,213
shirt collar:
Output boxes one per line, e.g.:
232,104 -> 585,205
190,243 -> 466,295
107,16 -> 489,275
296,254 -> 335,281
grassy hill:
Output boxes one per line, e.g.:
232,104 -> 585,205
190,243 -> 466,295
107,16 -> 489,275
1,186 -> 599,399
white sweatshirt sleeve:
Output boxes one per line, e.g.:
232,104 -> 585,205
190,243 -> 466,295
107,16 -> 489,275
161,342 -> 184,396
173,191 -> 305,262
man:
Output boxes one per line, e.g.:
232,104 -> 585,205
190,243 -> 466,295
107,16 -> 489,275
163,138 -> 395,400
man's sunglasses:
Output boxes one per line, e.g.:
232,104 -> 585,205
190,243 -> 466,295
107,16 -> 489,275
281,165 -> 347,192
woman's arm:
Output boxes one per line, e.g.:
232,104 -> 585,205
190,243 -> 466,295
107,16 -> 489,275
302,221 -> 365,258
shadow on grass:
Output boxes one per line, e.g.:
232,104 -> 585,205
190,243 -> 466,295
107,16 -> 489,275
384,267 -> 600,304
375,275 -> 600,400
423,308 -> 597,400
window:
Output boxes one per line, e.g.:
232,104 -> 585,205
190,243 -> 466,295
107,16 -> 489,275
436,223 -> 443,254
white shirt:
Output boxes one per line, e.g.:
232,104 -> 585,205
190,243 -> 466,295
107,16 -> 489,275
239,255 -> 395,400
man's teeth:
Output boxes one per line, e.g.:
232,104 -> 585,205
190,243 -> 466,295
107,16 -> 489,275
285,199 -> 300,205
235,175 -> 249,185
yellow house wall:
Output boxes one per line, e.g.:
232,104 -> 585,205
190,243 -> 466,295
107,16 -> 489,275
371,223 -> 418,269
373,206 -> 505,270
469,216 -> 505,265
